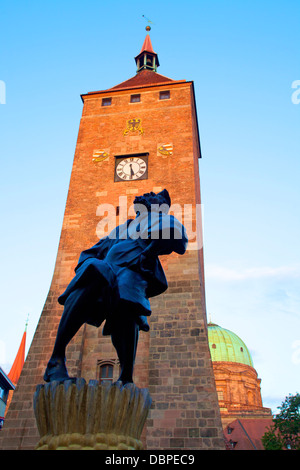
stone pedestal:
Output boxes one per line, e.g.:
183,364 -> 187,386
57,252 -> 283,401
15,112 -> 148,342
33,379 -> 152,450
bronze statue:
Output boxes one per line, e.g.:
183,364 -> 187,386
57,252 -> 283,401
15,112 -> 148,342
44,190 -> 188,384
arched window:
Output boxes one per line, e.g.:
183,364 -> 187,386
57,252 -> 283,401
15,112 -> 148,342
99,364 -> 113,385
97,359 -> 120,384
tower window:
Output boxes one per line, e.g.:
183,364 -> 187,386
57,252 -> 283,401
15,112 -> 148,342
130,94 -> 141,103
227,426 -> 234,435
102,97 -> 112,106
159,90 -> 170,100
99,364 -> 114,384
146,54 -> 153,66
212,343 -> 216,349
229,440 -> 237,449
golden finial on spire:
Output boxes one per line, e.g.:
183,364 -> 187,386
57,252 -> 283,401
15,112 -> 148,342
25,313 -> 29,332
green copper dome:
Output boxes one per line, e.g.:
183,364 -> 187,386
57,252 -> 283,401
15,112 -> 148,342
207,322 -> 254,367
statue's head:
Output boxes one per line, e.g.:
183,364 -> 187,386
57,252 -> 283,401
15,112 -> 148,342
133,189 -> 171,215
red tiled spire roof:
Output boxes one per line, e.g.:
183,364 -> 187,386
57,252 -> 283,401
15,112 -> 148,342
139,34 -> 155,54
134,30 -> 160,72
8,327 -> 26,385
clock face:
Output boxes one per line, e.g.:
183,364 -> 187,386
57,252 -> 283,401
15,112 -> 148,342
115,156 -> 148,182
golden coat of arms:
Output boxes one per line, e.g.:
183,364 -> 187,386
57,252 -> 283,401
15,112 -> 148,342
123,118 -> 144,136
92,150 -> 109,163
158,143 -> 173,157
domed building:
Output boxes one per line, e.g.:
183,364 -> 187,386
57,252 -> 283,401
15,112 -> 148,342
207,322 -> 272,449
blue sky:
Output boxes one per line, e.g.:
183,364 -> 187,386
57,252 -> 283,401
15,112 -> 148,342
0,0 -> 299,414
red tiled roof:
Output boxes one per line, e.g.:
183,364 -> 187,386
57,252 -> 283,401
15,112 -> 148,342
224,418 -> 273,450
110,69 -> 176,90
83,70 -> 186,98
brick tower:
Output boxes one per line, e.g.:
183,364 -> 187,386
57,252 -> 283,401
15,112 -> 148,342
0,30 -> 224,450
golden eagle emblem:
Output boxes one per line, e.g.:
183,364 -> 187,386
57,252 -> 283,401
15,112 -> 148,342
123,118 -> 144,136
